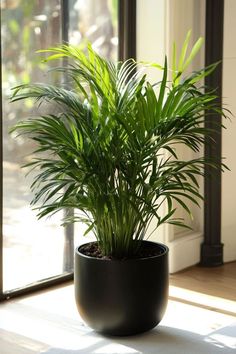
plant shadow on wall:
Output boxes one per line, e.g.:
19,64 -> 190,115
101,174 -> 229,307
10,31 -> 229,336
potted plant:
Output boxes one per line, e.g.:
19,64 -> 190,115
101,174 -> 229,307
10,34 -> 227,336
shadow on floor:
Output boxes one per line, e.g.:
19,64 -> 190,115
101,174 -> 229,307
39,324 -> 236,354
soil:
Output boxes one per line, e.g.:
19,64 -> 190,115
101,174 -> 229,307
79,242 -> 164,260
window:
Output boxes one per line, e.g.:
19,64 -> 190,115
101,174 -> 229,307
0,0 -> 120,297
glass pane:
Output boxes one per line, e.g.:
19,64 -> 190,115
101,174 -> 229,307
68,0 -> 118,60
2,0 -> 67,292
1,0 -> 118,292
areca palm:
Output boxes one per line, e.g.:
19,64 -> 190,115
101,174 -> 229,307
10,39 -> 226,258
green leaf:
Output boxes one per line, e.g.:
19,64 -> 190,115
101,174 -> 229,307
178,29 -> 192,71
9,40 -> 229,258
182,37 -> 204,71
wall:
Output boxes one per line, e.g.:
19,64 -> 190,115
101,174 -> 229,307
222,0 -> 236,262
136,0 -> 167,247
136,0 -> 166,80
136,0 -> 236,270
137,0 -> 206,272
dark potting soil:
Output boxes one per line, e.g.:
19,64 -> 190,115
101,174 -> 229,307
79,242 -> 164,260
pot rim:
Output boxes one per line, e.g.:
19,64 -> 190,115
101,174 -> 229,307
75,240 -> 169,262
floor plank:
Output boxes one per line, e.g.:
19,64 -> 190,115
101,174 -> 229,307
170,262 -> 236,301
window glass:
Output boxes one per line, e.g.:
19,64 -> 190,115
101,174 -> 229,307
2,0 -> 65,292
68,0 -> 118,60
1,0 -> 118,292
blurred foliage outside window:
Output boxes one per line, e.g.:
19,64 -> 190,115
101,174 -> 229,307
1,0 -> 118,291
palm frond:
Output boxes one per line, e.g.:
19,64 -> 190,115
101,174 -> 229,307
10,38 -> 229,257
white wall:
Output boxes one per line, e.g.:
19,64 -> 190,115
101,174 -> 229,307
136,0 -> 236,270
222,0 -> 236,262
136,0 -> 167,247
166,0 -> 206,237
137,0 -> 206,272
136,0 -> 166,81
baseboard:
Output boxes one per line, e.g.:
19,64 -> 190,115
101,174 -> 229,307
168,232 -> 203,273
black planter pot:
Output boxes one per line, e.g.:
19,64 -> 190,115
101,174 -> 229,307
74,240 -> 169,336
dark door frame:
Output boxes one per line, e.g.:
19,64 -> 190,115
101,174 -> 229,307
118,0 -> 136,61
201,0 -> 225,266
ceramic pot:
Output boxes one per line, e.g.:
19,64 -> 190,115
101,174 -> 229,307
74,240 -> 169,336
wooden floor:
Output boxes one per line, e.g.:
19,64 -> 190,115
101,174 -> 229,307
170,261 -> 236,302
169,262 -> 236,317
170,262 -> 236,301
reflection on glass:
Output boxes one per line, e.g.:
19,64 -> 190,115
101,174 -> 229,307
2,0 -> 65,291
2,0 -> 118,292
68,0 -> 118,60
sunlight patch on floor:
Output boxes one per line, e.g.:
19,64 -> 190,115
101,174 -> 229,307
169,285 -> 236,315
0,284 -> 235,353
